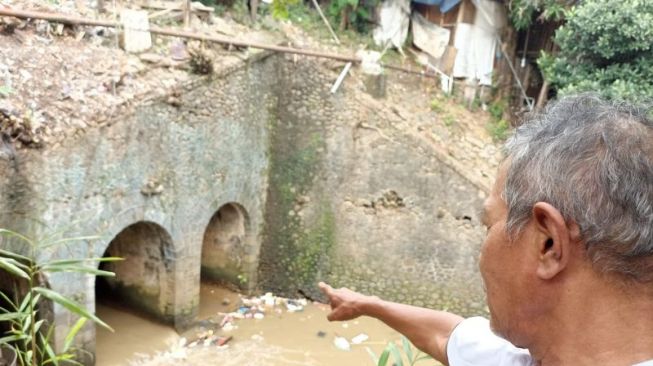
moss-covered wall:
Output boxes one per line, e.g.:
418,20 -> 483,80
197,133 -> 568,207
257,57 -> 488,316
258,58 -> 338,295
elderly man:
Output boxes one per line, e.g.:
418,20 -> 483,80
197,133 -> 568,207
319,94 -> 653,365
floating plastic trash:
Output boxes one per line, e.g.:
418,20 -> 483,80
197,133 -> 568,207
351,333 -> 369,344
333,336 -> 351,351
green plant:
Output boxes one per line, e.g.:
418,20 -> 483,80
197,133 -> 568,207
430,99 -> 444,113
236,273 -> 249,286
443,114 -> 456,127
0,229 -> 119,366
272,0 -> 300,19
0,85 -> 13,98
328,0 -> 378,33
507,0 -> 567,30
487,118 -> 510,141
366,336 -> 434,366
485,99 -> 510,141
487,99 -> 506,121
537,0 -> 653,103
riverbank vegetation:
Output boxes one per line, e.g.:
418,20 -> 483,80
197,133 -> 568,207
0,229 -> 117,366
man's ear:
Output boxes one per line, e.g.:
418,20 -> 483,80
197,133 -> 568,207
531,202 -> 572,280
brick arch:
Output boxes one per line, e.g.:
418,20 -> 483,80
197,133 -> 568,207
96,221 -> 176,322
201,202 -> 254,289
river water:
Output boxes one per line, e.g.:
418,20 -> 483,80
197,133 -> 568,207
96,283 -> 440,366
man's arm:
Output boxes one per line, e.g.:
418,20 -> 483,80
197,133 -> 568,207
318,282 -> 464,365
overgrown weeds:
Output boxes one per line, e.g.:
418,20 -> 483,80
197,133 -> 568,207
486,99 -> 510,141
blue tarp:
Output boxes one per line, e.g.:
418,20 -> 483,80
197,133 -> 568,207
411,0 -> 462,13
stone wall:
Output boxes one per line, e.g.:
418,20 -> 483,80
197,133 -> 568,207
257,57 -> 488,316
0,55 -> 276,362
0,53 -> 490,364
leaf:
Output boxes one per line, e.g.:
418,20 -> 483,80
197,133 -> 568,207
377,347 -> 391,366
0,311 -> 23,322
388,342 -> 404,366
44,355 -> 81,366
18,291 -> 40,313
40,332 -> 59,366
41,264 -> 115,277
401,336 -> 413,363
34,287 -> 113,331
0,290 -> 17,310
40,235 -> 101,248
63,317 -> 87,352
0,228 -> 34,246
0,334 -> 28,343
365,346 -> 379,364
0,248 -> 30,262
43,257 -> 122,267
0,257 -> 30,279
33,319 -> 45,334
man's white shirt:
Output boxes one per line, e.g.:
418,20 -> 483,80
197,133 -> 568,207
446,317 -> 653,366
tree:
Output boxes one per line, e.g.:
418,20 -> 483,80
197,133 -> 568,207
538,0 -> 653,103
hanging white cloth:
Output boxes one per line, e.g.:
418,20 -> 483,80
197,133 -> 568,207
373,0 -> 411,50
452,0 -> 507,85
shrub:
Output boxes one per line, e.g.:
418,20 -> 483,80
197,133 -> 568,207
538,0 -> 653,103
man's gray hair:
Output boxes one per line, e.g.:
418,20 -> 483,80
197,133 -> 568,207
504,94 -> 653,282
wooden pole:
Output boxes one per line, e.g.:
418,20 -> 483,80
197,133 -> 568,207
183,0 -> 191,28
0,8 -> 359,62
0,7 -> 439,79
310,0 -> 340,45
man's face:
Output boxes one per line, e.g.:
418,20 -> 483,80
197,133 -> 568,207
479,164 -> 540,346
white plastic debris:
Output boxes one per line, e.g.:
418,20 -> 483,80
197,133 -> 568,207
333,336 -> 351,351
177,337 -> 187,347
351,333 -> 369,344
254,312 -> 265,320
222,322 -> 237,331
262,292 -> 276,307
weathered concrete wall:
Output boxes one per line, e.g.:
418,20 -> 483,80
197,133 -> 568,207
0,53 -> 490,364
0,55 -> 276,363
257,58 -> 488,316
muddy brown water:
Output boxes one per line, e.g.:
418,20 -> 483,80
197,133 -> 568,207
96,283 -> 440,365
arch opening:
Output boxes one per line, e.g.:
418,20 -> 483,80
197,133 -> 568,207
95,221 -> 175,322
201,203 -> 251,290
94,221 -> 178,365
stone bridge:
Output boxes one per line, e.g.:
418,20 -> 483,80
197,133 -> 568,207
0,53 -> 492,364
